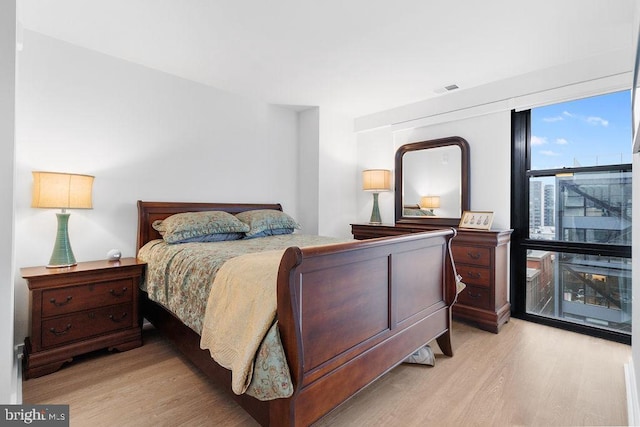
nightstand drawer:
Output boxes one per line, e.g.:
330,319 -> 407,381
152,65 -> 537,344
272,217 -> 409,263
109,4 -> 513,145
456,285 -> 492,310
458,265 -> 491,288
41,303 -> 134,348
41,279 -> 134,317
452,245 -> 491,267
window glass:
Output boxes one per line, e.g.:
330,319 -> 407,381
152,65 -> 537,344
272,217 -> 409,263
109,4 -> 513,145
529,170 -> 632,244
526,250 -> 631,333
531,91 -> 632,170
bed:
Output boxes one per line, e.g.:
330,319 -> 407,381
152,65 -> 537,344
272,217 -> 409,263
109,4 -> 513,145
136,200 -> 457,426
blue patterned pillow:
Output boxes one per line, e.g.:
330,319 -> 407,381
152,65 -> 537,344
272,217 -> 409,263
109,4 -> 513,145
235,210 -> 300,238
174,232 -> 245,243
243,228 -> 295,239
153,211 -> 249,244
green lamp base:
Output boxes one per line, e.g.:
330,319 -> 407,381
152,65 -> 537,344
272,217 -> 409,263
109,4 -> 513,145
47,212 -> 77,268
369,192 -> 382,224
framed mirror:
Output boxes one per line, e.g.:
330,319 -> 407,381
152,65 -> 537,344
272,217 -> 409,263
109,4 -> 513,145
395,136 -> 470,227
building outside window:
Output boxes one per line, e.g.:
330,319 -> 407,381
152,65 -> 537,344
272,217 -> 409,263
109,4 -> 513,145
529,170 -> 632,332
543,184 -> 555,226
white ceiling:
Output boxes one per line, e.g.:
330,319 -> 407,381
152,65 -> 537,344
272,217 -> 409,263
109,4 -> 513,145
18,0 -> 637,117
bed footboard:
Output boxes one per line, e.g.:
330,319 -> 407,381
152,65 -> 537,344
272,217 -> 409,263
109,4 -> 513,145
272,229 -> 456,426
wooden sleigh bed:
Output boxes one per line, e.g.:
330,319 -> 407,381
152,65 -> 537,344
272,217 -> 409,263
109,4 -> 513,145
136,200 -> 457,426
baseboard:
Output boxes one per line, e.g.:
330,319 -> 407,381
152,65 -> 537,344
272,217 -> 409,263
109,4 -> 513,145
625,357 -> 639,426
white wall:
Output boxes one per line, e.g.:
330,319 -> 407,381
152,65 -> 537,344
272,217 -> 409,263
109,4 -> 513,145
318,110 -> 358,238
0,0 -> 17,404
297,107 -> 320,235
356,126 -> 395,224
13,31 -> 306,344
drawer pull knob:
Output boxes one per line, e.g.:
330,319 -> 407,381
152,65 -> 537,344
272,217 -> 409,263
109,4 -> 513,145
49,324 -> 72,336
109,312 -> 128,323
466,272 -> 482,279
49,296 -> 72,306
467,252 -> 482,260
109,287 -> 128,297
467,291 -> 482,299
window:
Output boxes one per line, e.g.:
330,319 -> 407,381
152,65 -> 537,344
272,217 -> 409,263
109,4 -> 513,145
511,90 -> 632,343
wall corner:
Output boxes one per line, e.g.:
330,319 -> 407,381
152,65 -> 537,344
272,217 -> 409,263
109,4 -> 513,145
626,358 -> 639,426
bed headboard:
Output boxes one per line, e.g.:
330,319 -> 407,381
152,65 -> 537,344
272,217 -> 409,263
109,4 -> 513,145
136,200 -> 283,252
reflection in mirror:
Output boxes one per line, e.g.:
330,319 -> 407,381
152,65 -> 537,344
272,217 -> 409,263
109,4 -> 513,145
395,136 -> 469,227
403,145 -> 462,218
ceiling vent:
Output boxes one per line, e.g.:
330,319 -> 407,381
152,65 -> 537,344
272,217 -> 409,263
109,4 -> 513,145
433,84 -> 460,94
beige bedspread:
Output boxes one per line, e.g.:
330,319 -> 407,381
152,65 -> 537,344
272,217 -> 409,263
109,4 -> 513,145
138,234 -> 349,400
200,249 -> 285,395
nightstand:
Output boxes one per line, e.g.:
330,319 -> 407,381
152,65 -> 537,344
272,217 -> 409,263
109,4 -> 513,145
22,258 -> 145,378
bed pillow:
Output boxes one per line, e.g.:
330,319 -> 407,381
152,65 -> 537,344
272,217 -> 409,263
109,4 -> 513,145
174,232 -> 246,244
244,227 -> 295,239
403,345 -> 435,366
236,209 -> 301,238
152,211 -> 250,244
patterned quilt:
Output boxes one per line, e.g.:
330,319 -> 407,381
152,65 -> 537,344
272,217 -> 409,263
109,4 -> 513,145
137,234 -> 348,400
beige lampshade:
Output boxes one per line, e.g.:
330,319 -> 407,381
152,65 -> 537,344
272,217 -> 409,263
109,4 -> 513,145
362,169 -> 392,191
32,171 -> 94,209
420,196 -> 441,209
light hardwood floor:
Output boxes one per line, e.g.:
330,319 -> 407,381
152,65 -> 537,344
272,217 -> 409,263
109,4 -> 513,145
22,319 -> 630,427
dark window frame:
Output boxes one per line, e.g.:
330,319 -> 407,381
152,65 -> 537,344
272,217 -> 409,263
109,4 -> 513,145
511,109 -> 631,344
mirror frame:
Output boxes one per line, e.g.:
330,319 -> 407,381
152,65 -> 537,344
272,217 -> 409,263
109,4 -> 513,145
395,136 -> 470,227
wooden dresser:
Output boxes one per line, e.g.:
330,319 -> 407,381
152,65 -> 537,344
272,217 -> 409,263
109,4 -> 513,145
22,258 -> 145,378
351,223 -> 512,333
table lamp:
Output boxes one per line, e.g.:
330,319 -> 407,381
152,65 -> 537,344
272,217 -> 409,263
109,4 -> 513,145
31,171 -> 94,268
362,169 -> 391,224
420,195 -> 440,215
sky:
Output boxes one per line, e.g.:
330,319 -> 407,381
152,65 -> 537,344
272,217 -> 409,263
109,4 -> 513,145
530,90 -> 632,170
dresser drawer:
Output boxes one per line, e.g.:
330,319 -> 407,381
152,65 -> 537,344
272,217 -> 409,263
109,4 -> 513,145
41,279 -> 134,317
452,245 -> 491,267
458,265 -> 491,288
456,285 -> 492,310
40,303 -> 134,348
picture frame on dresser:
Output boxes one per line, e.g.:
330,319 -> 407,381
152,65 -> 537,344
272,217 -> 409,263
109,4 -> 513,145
459,211 -> 494,230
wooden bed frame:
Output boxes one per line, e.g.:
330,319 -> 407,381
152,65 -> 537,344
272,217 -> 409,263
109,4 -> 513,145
136,201 -> 457,426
